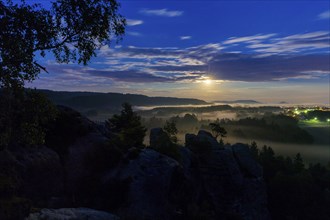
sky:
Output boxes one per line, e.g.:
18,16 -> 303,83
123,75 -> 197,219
22,0 -> 330,104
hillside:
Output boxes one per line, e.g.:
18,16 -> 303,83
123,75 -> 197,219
214,100 -> 261,104
39,89 -> 208,113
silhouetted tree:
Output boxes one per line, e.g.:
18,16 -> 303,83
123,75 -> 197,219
105,103 -> 146,150
209,119 -> 227,142
248,141 -> 330,219
293,153 -> 304,172
0,0 -> 126,89
0,0 -> 126,149
163,120 -> 178,143
0,89 -> 57,148
249,141 -> 259,160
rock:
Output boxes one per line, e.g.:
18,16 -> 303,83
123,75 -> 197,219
26,207 -> 119,220
65,132 -> 108,195
182,130 -> 270,220
0,150 -> 19,197
185,130 -> 222,160
184,133 -> 196,147
1,106 -> 270,220
231,143 -> 263,178
149,128 -> 168,148
103,148 -> 185,220
11,146 -> 63,204
194,144 -> 244,217
197,130 -> 222,149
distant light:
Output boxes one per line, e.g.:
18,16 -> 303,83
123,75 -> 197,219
327,119 -> 330,122
314,117 -> 318,120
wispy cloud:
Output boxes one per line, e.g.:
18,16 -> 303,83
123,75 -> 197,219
224,31 -> 330,55
180,36 -> 192,40
126,19 -> 143,26
37,31 -> 330,86
127,31 -> 142,37
318,10 -> 330,20
223,34 -> 276,44
92,38 -> 329,83
140,8 -> 183,17
86,69 -> 174,83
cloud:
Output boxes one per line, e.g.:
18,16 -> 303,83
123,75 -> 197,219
126,19 -> 143,26
86,69 -> 174,83
207,54 -> 330,82
95,39 -> 329,83
223,34 -> 276,44
127,31 -> 142,37
39,31 -> 329,85
224,31 -> 330,55
180,36 -> 192,40
318,10 -> 330,20
140,8 -> 183,17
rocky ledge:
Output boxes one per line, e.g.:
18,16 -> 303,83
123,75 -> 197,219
1,107 -> 270,220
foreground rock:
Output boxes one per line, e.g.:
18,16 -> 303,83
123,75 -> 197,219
26,208 -> 119,220
1,107 -> 270,220
185,130 -> 270,219
103,148 -> 185,219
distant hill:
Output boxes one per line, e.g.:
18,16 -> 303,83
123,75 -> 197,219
39,89 -> 208,113
213,100 -> 261,104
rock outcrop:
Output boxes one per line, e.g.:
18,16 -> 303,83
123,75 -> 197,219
1,107 -> 270,220
100,129 -> 270,220
104,148 -> 183,219
1,145 -> 63,207
183,130 -> 269,220
26,208 -> 119,220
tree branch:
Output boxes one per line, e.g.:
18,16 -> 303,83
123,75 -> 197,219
33,33 -> 77,52
34,62 -> 49,73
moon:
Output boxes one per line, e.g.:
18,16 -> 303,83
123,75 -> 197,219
203,79 -> 212,85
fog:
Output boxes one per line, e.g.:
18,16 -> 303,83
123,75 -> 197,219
226,137 -> 330,165
129,104 -> 330,165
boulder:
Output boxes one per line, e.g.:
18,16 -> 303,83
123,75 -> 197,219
185,130 -> 222,161
26,207 -> 119,220
184,133 -> 196,147
103,148 -> 186,220
149,127 -> 169,148
65,132 -> 108,195
183,130 -> 270,219
231,143 -> 263,178
197,130 -> 221,149
11,146 -> 63,204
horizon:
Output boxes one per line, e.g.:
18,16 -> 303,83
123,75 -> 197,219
19,0 -> 330,104
38,88 -> 330,106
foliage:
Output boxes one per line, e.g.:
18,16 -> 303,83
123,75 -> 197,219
45,106 -> 91,157
0,0 -> 125,89
305,110 -> 330,122
0,89 -> 57,149
0,150 -> 31,220
149,126 -> 181,162
164,120 -> 178,143
209,118 -> 227,140
221,114 -> 314,143
248,142 -> 330,220
105,103 -> 147,150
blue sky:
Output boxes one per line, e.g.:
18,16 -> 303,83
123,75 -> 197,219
22,0 -> 330,103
